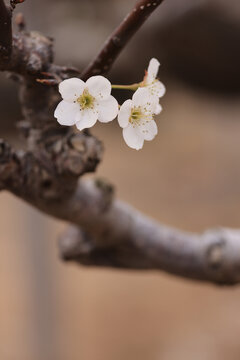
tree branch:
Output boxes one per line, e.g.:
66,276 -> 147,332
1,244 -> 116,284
3,162 -> 239,287
0,5 -> 103,213
57,183 -> 240,286
81,0 -> 165,80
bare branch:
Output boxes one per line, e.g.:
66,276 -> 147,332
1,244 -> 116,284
0,10 -> 102,207
4,163 -> 239,287
81,0 -> 165,80
56,183 -> 240,286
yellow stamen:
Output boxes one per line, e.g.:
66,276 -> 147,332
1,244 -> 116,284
77,89 -> 95,110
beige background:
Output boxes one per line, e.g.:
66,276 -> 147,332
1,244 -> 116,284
1,0 -> 240,359
1,83 -> 240,360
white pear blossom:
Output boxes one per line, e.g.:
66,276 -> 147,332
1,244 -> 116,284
143,58 -> 166,98
118,87 -> 159,150
54,76 -> 119,131
142,58 -> 165,114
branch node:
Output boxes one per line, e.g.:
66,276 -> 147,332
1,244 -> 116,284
10,0 -> 25,11
15,12 -> 25,31
207,241 -> 225,270
95,177 -> 114,210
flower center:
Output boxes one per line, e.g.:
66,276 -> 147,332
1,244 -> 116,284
129,106 -> 152,127
129,107 -> 142,125
77,89 -> 95,110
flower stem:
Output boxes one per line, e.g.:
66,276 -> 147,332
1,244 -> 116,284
111,82 -> 141,91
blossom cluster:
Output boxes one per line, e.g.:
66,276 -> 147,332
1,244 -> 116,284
54,58 -> 165,150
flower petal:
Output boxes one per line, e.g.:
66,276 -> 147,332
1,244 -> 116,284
97,95 -> 119,123
139,119 -> 158,141
86,75 -> 111,100
59,78 -> 85,102
123,124 -> 144,150
155,103 -> 162,115
146,58 -> 160,84
147,80 -> 166,98
54,100 -> 79,126
75,109 -> 98,131
132,87 -> 157,112
118,99 -> 132,128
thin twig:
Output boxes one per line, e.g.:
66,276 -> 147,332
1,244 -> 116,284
81,0 -> 165,80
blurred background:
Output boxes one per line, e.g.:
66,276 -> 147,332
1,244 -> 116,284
1,0 -> 240,359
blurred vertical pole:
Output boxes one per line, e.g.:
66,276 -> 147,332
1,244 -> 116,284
23,206 -> 58,360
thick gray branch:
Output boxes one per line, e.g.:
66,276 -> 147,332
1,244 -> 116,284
2,149 -> 240,287
57,181 -> 240,286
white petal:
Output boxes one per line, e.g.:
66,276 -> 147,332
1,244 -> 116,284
54,100 -> 79,126
139,119 -> 158,141
97,95 -> 119,123
146,58 -> 160,84
147,80 -> 166,98
155,103 -> 162,115
132,88 -> 157,112
118,99 -> 132,128
86,75 -> 111,100
59,78 -> 85,102
132,87 -> 151,106
123,125 -> 144,150
75,109 -> 98,131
